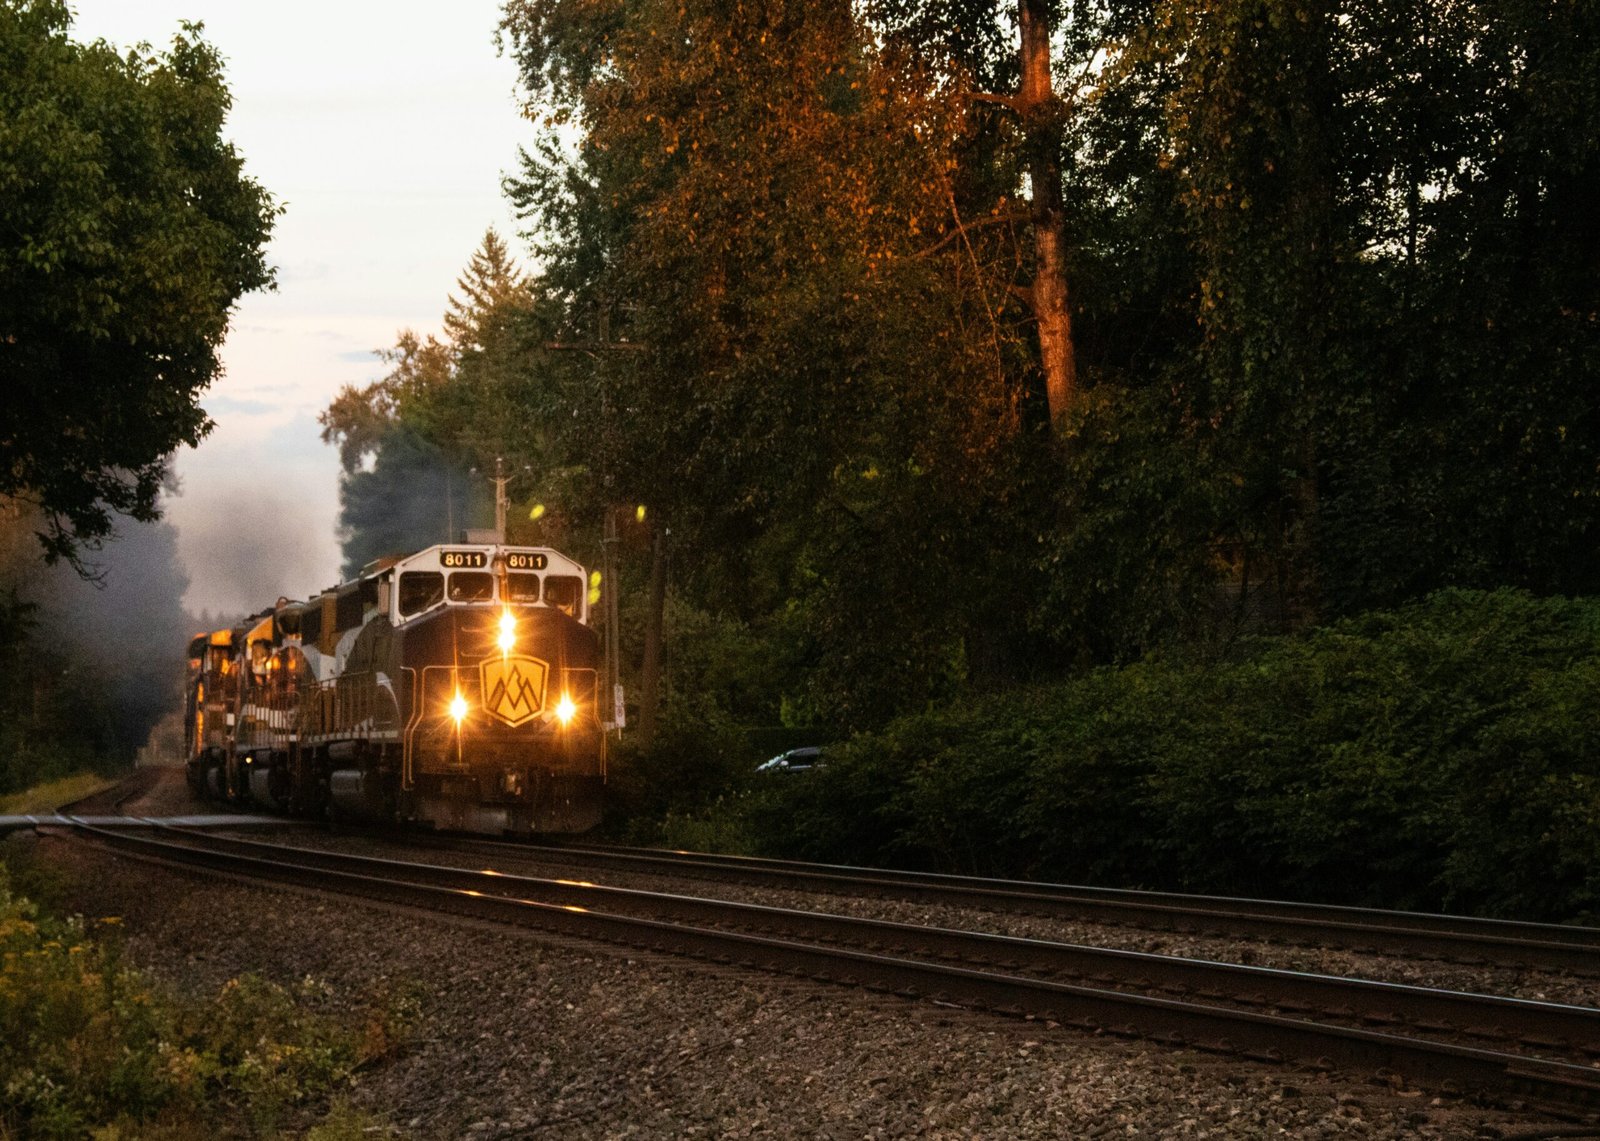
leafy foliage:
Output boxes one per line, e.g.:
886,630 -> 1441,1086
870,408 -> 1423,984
0,0 -> 278,566
743,590 -> 1600,921
499,0 -> 1057,724
0,861 -> 411,1137
339,1 -> 1600,917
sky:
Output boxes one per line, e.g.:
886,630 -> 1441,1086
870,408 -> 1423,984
67,1 -> 533,617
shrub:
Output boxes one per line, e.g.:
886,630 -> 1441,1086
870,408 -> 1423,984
0,861 -> 411,1137
740,590 -> 1600,921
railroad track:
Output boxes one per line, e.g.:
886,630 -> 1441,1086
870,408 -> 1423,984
57,819 -> 1600,1116
53,767 -> 165,817
421,836 -> 1600,976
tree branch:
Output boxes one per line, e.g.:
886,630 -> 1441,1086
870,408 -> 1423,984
916,210 -> 1031,259
960,90 -> 1025,114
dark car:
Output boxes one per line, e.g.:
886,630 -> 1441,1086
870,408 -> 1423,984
755,746 -> 824,774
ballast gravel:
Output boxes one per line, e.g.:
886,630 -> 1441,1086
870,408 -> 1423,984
286,831 -> 1600,1011
24,766 -> 1593,1140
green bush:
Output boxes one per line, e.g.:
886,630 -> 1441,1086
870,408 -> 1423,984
0,862 -> 409,1138
740,590 -> 1600,922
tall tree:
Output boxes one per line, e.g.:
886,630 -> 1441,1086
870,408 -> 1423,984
1154,0 -> 1346,625
0,0 -> 278,568
442,228 -> 530,352
502,0 -> 1038,726
867,0 -> 1099,429
1317,0 -> 1600,610
1017,0 -> 1077,425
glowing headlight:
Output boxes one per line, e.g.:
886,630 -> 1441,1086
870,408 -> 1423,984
497,609 -> 516,653
555,694 -> 576,726
450,691 -> 469,725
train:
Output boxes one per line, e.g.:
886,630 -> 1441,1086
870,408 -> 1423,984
184,541 -> 606,833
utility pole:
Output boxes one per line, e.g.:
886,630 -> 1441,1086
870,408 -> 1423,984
600,508 -> 623,735
491,456 -> 510,542
546,311 -> 649,741
469,457 -> 520,543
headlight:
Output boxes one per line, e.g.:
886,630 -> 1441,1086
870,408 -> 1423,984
497,609 -> 516,653
450,691 -> 469,725
555,694 -> 576,727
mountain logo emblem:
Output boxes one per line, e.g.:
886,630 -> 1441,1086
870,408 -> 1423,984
480,654 -> 548,727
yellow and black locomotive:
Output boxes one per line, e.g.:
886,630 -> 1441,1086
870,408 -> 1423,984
185,543 -> 605,833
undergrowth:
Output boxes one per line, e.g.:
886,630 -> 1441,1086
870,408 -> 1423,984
644,589 -> 1600,922
0,857 -> 416,1139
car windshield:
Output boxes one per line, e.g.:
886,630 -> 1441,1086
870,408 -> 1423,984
758,748 -> 823,772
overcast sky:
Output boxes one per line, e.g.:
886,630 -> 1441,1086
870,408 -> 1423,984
68,1 -> 531,616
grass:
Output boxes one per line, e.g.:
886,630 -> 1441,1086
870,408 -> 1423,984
0,820 -> 415,1138
0,772 -> 116,815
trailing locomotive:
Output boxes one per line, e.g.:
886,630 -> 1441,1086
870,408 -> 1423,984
185,542 -> 605,833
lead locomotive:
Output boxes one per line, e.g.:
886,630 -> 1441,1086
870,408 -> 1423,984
185,543 -> 605,833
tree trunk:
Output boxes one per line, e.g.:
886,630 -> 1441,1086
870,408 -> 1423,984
1018,0 -> 1076,429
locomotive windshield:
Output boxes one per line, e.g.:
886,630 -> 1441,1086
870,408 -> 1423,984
544,576 -> 582,616
399,572 -> 444,616
447,572 -> 494,602
506,573 -> 541,602
390,546 -> 592,624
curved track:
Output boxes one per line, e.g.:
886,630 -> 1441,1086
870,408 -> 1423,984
483,839 -> 1600,973
53,818 -> 1600,1117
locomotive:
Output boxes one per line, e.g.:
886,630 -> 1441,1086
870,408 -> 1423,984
184,542 -> 606,833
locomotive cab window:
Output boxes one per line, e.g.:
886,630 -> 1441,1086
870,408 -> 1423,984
506,573 -> 541,603
399,571 -> 444,616
543,575 -> 582,616
448,571 -> 494,603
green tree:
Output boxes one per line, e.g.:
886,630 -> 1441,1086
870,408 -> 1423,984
502,0 -> 1050,726
1024,0 -> 1600,648
482,0 -> 1600,842
0,0 -> 278,567
320,231 -> 563,574
1316,0 -> 1600,611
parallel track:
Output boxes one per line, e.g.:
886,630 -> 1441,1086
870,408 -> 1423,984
431,837 -> 1599,975
60,820 -> 1600,1116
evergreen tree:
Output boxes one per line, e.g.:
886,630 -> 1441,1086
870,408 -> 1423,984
443,228 -> 530,352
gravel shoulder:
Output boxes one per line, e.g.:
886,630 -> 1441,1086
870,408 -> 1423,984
18,765 -> 1589,1140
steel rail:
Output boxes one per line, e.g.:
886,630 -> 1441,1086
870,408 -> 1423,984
66,821 -> 1600,1111
141,824 -> 1600,1058
454,838 -> 1600,973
